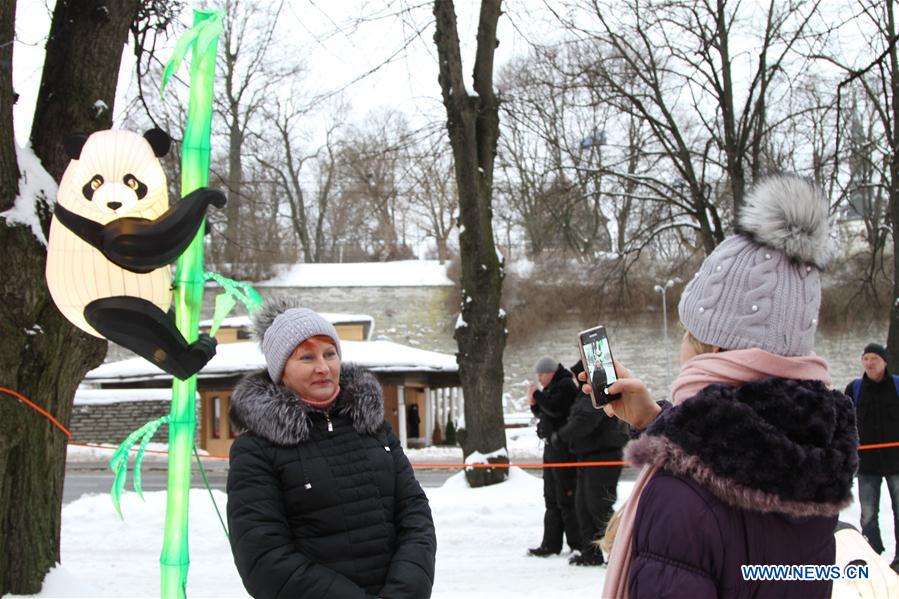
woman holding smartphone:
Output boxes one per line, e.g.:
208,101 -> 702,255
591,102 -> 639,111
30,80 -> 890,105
588,176 -> 857,598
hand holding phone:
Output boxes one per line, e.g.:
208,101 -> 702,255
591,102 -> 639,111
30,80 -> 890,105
577,325 -> 621,408
579,359 -> 662,429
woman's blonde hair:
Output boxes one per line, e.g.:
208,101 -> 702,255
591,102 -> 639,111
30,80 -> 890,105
599,508 -> 623,554
684,329 -> 716,356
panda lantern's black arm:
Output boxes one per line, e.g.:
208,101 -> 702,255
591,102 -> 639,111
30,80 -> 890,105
54,188 -> 226,274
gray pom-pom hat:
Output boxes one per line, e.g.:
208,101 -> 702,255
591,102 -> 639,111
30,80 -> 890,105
678,176 -> 833,357
251,296 -> 342,384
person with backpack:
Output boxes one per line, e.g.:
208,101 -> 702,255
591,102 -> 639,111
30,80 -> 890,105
845,342 -> 899,573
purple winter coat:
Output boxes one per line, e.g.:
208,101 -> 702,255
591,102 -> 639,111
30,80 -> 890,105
624,377 -> 858,598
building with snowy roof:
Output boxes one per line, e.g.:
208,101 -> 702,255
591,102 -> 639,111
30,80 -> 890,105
75,310 -> 463,455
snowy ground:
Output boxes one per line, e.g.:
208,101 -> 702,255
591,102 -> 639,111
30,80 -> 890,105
8,470 -> 896,599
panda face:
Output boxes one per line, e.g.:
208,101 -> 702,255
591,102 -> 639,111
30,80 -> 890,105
80,172 -> 150,214
57,130 -> 169,224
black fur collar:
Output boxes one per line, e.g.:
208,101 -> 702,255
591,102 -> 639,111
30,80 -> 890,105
626,377 -> 858,516
230,363 -> 385,446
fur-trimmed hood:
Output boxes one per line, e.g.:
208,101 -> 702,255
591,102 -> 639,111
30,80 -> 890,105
230,363 -> 385,446
626,377 -> 858,518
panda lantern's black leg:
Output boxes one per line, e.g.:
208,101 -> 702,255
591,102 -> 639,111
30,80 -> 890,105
84,297 -> 217,380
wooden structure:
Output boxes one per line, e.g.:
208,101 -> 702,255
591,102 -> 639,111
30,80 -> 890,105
84,313 -> 461,454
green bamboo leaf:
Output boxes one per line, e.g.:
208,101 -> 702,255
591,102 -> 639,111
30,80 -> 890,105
210,292 -> 237,337
205,271 -> 264,313
109,418 -> 164,516
133,416 -> 171,499
110,462 -> 129,519
160,26 -> 202,94
109,426 -> 145,475
196,12 -> 225,57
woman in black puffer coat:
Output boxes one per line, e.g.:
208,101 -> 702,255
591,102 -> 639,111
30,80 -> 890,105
226,299 -> 436,599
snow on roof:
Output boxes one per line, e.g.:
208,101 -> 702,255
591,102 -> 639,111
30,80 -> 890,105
85,339 -> 458,383
74,388 -> 196,405
257,260 -> 454,288
198,312 -> 374,329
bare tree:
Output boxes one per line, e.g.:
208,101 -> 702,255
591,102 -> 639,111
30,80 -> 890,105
548,0 -> 827,254
256,94 -> 345,263
215,0 -> 299,268
816,1 -> 899,363
496,42 -> 679,286
404,133 -> 457,262
433,0 -> 508,487
337,111 -> 417,261
496,46 -> 616,259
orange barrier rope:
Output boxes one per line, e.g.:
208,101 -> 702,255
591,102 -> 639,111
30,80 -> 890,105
67,440 -> 899,469
1,387 -> 71,438
68,441 -> 624,468
412,461 -> 628,469
858,441 -> 899,450
68,441 -> 229,460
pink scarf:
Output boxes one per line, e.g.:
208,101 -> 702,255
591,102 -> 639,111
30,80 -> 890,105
299,385 -> 341,411
601,349 -> 830,599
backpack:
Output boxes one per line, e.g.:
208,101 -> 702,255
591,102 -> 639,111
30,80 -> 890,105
848,375 -> 899,409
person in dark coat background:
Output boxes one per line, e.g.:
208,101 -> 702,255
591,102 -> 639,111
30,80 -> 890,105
583,177 -> 857,598
226,298 -> 436,599
526,357 -> 581,557
845,342 -> 899,571
553,360 -> 627,567
407,403 -> 421,439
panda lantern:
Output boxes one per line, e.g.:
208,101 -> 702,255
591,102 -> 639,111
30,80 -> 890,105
45,128 -> 226,380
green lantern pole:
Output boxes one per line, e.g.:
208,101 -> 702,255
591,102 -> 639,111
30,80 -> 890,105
160,9 -> 224,598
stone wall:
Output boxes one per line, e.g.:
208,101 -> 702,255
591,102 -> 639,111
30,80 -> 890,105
71,400 -> 200,445
105,285 -> 457,362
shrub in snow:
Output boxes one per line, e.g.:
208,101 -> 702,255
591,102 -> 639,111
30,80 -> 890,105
443,418 -> 457,446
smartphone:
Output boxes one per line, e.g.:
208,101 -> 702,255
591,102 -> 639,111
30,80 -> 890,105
577,325 -> 621,408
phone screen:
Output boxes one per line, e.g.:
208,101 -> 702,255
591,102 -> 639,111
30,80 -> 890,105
578,326 -> 618,407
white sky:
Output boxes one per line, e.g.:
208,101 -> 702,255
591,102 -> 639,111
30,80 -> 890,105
12,0 -> 563,143
12,1 -> 876,152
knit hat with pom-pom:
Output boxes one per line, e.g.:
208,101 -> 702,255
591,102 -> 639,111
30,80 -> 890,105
678,176 -> 834,356
251,296 -> 341,384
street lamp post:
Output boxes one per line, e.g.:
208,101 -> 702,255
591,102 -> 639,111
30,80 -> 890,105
653,279 -> 676,394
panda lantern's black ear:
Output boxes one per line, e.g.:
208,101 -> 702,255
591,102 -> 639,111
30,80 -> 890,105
64,134 -> 88,160
143,128 -> 171,157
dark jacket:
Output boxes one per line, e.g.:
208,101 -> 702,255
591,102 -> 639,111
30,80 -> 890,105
530,364 -> 578,440
555,386 -> 628,458
625,377 -> 858,598
845,369 -> 899,475
227,364 -> 436,599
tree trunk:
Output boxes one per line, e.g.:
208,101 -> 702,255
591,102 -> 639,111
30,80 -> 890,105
0,1 -> 138,594
885,0 -> 899,368
434,0 -> 508,487
436,236 -> 449,263
31,1 -> 135,182
0,0 -> 17,215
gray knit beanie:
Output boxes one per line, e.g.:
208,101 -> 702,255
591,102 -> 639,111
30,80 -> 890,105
535,356 -> 558,374
678,176 -> 833,356
251,297 -> 341,383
